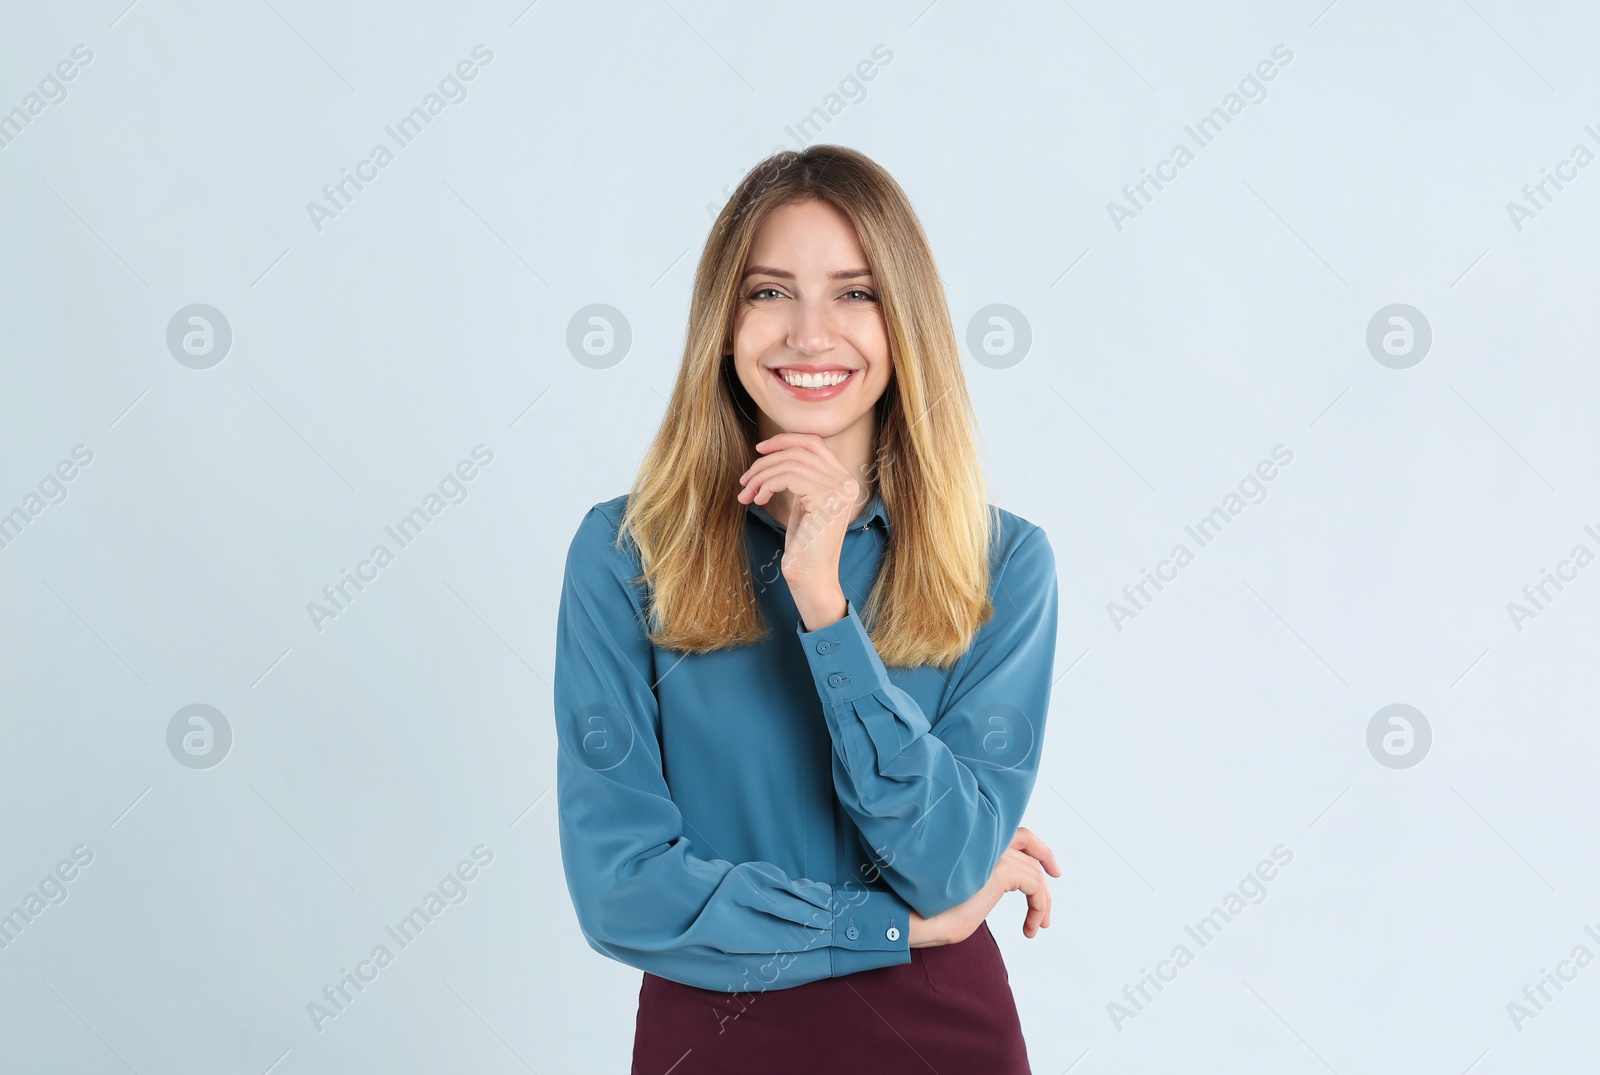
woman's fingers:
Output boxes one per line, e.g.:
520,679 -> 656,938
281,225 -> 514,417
740,462 -> 860,529
1011,854 -> 1038,936
740,441 -> 846,485
998,846 -> 1052,939
927,841 -> 1057,947
1022,896 -> 1042,937
741,441 -> 858,500
1010,827 -> 1061,878
739,461 -> 822,506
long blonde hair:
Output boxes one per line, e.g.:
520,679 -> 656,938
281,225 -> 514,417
618,144 -> 994,669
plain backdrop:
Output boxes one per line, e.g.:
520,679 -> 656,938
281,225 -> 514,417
2,1 -> 1599,1072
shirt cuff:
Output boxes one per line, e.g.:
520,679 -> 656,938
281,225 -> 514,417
797,600 -> 933,764
796,599 -> 891,706
830,886 -> 913,976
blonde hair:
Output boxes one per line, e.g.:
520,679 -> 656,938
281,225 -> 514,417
618,144 -> 994,668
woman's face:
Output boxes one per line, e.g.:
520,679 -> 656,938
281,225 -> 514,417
729,197 -> 892,444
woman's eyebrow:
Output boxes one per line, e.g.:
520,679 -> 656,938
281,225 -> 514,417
741,265 -> 875,281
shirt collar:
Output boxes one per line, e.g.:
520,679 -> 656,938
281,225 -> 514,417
746,489 -> 890,535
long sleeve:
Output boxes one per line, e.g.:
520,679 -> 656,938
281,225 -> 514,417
554,505 -> 912,992
796,524 -> 1059,919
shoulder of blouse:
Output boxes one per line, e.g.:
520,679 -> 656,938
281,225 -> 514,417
584,493 -> 630,529
564,494 -> 648,604
985,503 -> 1053,580
569,494 -> 633,552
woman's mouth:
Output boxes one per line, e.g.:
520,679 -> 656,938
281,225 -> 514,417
770,367 -> 855,401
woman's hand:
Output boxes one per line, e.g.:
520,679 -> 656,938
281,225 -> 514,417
737,433 -> 865,629
907,828 -> 1061,947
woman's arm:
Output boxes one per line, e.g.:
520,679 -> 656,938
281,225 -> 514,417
796,524 -> 1060,920
554,505 -> 913,992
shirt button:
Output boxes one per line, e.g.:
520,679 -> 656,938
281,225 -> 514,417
827,673 -> 846,688
814,641 -> 831,655
886,926 -> 900,942
845,925 -> 859,940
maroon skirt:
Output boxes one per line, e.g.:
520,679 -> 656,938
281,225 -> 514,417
630,921 -> 1031,1074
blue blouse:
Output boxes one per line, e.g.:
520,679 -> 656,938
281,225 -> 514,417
553,490 -> 1058,993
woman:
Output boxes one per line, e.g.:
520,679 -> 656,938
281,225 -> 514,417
554,144 -> 1062,1073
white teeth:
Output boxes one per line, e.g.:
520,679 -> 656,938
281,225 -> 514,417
780,370 -> 851,388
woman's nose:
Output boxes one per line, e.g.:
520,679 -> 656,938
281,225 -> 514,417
786,300 -> 836,354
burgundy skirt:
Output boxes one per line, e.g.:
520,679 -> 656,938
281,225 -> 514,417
630,920 -> 1031,1074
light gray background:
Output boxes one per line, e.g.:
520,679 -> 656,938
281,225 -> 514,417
3,0 -> 1598,1072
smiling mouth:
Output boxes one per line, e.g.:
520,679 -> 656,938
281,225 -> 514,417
768,367 -> 857,391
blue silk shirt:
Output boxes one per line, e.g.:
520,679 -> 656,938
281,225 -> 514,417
553,489 -> 1059,993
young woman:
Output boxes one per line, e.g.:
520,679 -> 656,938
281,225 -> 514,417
554,145 -> 1062,1073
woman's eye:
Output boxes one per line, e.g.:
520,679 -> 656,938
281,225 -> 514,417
747,286 -> 877,302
